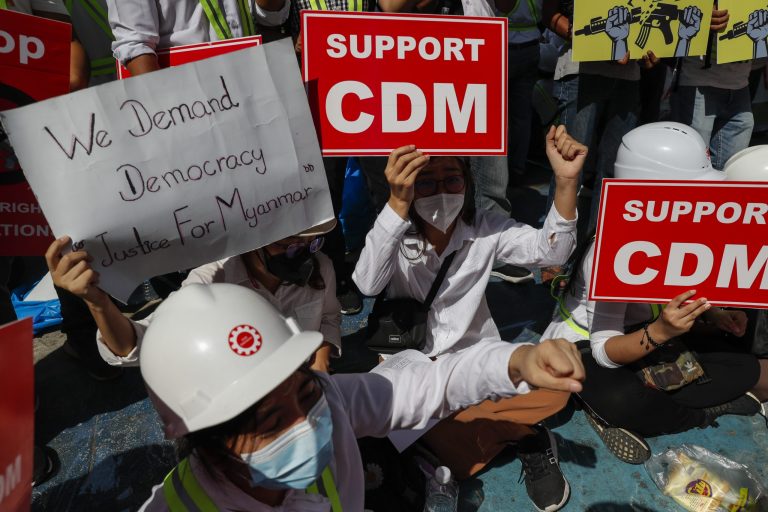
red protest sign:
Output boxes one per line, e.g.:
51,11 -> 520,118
0,318 -> 34,512
117,35 -> 263,79
0,9 -> 69,256
301,12 -> 507,156
590,180 -> 768,309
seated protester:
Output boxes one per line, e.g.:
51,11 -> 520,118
136,283 -> 585,511
352,126 -> 585,512
45,221 -> 341,372
542,122 -> 768,465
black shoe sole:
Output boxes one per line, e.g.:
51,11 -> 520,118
585,412 -> 650,465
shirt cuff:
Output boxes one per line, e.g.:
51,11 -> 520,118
545,204 -> 578,232
113,41 -> 157,67
253,0 -> 291,26
96,321 -> 145,367
376,204 -> 412,241
320,328 -> 342,357
486,342 -> 532,396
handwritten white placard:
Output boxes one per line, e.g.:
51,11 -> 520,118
0,39 -> 333,302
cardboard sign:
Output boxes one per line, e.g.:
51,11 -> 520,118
590,180 -> 768,309
717,0 -> 768,64
302,12 -> 508,156
0,318 -> 34,512
0,39 -> 333,302
0,9 -> 70,256
573,0 -> 712,61
116,35 -> 263,79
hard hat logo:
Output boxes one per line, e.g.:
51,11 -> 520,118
228,325 -> 263,356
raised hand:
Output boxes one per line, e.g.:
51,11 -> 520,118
652,290 -> 711,342
508,339 -> 585,393
46,236 -> 108,307
679,6 -> 703,40
385,145 -> 430,220
748,9 -> 768,42
546,125 -> 588,182
606,6 -> 630,42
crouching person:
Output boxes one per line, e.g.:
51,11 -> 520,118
137,283 -> 585,511
45,222 -> 340,372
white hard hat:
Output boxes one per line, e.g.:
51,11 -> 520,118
140,283 -> 322,439
614,122 -> 724,181
723,145 -> 768,182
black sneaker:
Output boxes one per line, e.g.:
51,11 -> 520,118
490,264 -> 534,284
32,445 -> 59,487
517,427 -> 569,512
703,392 -> 762,426
337,280 -> 362,315
584,410 -> 650,464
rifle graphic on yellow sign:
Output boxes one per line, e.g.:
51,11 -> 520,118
717,1 -> 768,62
573,0 -> 713,62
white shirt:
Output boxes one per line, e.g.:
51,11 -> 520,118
541,243 -> 593,344
4,0 -> 67,14
541,240 -> 658,369
460,0 -> 495,17
97,253 -> 341,365
107,0 -> 290,65
138,340 -> 529,511
352,204 -> 577,357
679,57 -> 752,90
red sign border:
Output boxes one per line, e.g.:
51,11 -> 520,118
116,35 -> 264,79
301,11 -> 509,156
589,178 -> 768,309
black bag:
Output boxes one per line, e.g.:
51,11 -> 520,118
366,252 -> 457,354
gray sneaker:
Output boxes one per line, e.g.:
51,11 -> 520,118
703,392 -> 762,426
584,410 -> 650,465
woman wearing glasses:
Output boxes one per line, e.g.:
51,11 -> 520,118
351,126 -> 586,512
44,220 -> 341,373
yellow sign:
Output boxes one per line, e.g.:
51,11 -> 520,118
717,0 -> 768,64
573,0 -> 713,62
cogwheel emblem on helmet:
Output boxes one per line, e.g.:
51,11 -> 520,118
228,324 -> 262,356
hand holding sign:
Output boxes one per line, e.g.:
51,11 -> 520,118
385,145 -> 430,219
45,236 -> 108,308
652,290 -> 711,343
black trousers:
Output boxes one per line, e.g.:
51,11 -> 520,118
578,335 -> 761,437
321,156 -> 390,284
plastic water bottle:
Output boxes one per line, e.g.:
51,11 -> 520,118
424,466 -> 458,512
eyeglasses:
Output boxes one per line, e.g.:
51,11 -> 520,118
414,175 -> 466,197
274,236 -> 325,259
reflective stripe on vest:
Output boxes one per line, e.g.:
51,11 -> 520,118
307,0 -> 362,12
306,467 -> 343,512
550,275 -> 589,339
505,0 -> 539,31
74,0 -> 113,39
90,56 -> 116,76
0,1 -> 8,10
200,0 -> 255,41
162,459 -> 342,512
650,304 -> 663,322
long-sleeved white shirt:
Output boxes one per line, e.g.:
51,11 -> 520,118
352,204 -> 577,357
541,240 -> 660,369
107,0 -> 290,65
97,253 -> 341,365
139,340 -> 529,511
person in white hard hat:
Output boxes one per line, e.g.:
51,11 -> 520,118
45,220 -> 341,373
723,145 -> 768,182
137,282 -> 585,511
541,122 -> 768,465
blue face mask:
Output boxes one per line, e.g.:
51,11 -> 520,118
240,394 -> 334,490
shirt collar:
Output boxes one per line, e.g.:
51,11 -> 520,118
401,218 -> 475,256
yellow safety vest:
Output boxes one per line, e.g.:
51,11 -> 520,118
162,458 -> 343,512
308,0 -> 363,12
200,0 -> 256,40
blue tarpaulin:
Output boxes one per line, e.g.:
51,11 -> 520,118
12,280 -> 62,334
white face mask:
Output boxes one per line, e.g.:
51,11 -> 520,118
414,193 -> 465,233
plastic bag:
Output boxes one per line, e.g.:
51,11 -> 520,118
645,444 -> 768,512
11,281 -> 62,334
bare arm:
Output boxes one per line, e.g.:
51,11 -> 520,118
46,237 -> 138,357
604,290 -> 710,365
126,53 -> 160,76
543,0 -> 570,40
547,125 -> 586,221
